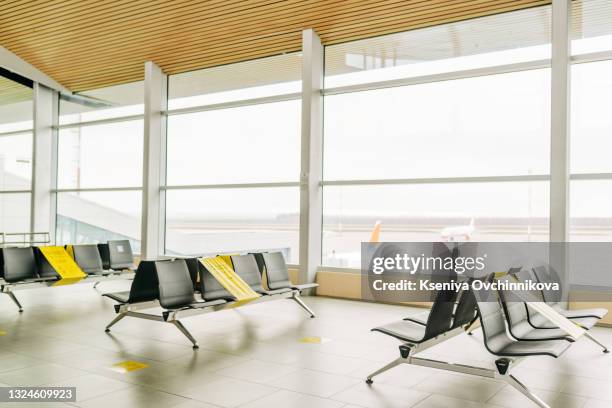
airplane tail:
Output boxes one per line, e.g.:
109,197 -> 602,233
369,221 -> 382,243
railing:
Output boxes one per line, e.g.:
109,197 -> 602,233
0,232 -> 51,247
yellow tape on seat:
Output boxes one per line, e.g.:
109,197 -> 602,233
39,246 -> 87,286
199,257 -> 260,301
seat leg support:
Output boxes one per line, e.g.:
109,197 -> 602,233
292,295 -> 316,318
105,312 -> 127,332
7,291 -> 23,312
584,331 -> 610,353
365,357 -> 404,384
503,374 -> 551,408
171,320 -> 199,349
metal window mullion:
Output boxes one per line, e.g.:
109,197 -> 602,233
162,182 -> 299,190
164,92 -> 302,116
55,114 -> 145,130
323,59 -> 551,96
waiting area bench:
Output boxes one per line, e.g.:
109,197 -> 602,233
367,268 -> 610,408
0,240 -> 135,312
103,252 -> 318,349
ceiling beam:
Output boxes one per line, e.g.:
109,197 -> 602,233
0,45 -> 70,93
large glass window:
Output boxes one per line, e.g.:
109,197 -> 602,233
56,82 -> 143,248
322,7 -> 552,267
165,188 -> 299,261
325,5 -> 551,89
570,60 -> 612,241
0,76 -> 33,234
165,55 -> 301,260
57,121 -> 143,189
571,0 -> 612,55
56,191 -> 141,252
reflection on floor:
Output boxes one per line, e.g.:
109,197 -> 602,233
1,281 -> 612,408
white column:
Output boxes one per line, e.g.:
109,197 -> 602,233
299,29 -> 324,285
549,0 -> 571,301
549,0 -> 571,243
31,83 -> 59,241
141,61 -> 167,260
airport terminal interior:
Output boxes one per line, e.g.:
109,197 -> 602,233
2,0 -> 612,407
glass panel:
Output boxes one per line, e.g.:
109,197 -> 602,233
571,0 -> 612,55
0,132 -> 32,191
325,5 -> 551,88
0,193 -> 31,234
57,120 -> 143,189
324,69 -> 550,181
166,100 -> 300,185
56,191 -> 141,252
571,180 -> 612,242
59,81 -> 144,125
0,76 -> 33,132
323,182 -> 549,268
165,187 -> 299,263
571,61 -> 612,174
168,53 -> 301,109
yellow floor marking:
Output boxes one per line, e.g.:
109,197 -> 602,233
300,336 -> 331,344
109,360 -> 149,373
0,330 -> 6,337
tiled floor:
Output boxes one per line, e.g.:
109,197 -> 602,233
1,281 -> 612,408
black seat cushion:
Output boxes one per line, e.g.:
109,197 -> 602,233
97,244 -> 112,270
199,261 -> 235,301
103,291 -> 130,303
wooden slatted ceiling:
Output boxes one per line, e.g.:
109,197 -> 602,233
0,76 -> 32,105
0,0 -> 551,92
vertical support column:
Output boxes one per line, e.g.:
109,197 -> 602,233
299,29 -> 324,285
549,0 -> 571,300
550,0 -> 571,242
141,61 -> 167,260
31,83 -> 59,241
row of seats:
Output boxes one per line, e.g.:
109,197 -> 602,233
103,252 -> 317,349
367,258 -> 609,408
0,240 -> 134,283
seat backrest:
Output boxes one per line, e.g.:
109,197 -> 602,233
108,240 -> 134,270
155,259 -> 195,309
422,243 -> 458,340
473,275 -> 514,354
1,247 -> 38,282
230,254 -> 263,291
451,281 -> 478,329
532,265 -> 562,303
260,252 -> 293,290
497,277 -> 529,327
127,261 -> 159,303
33,247 -> 59,278
97,243 -> 111,270
72,244 -> 104,274
198,261 -> 235,301
183,258 -> 200,290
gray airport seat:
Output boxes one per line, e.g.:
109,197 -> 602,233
475,288 -> 571,358
108,240 -> 134,270
496,278 -> 574,342
1,247 -> 39,282
71,244 -> 109,275
259,252 -> 318,291
532,265 -> 608,320
230,254 -> 292,295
